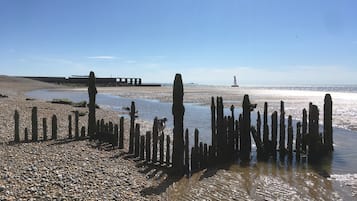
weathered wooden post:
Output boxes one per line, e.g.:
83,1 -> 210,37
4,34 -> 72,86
24,128 -> 29,142
216,97 -> 224,160
129,101 -> 136,154
114,124 -> 119,147
172,73 -> 185,175
140,135 -> 145,160
75,111 -> 79,140
235,120 -> 239,152
119,117 -> 124,149
88,71 -> 97,140
166,135 -> 171,166
100,119 -> 105,141
287,116 -> 293,158
184,129 -> 190,175
96,120 -> 100,139
43,118 -> 47,141
190,147 -> 195,172
302,109 -> 307,153
68,115 -> 72,139
109,122 -> 114,142
203,144 -> 208,169
199,142 -> 203,169
193,129 -> 199,170
240,95 -> 253,161
159,133 -> 164,164
256,111 -> 261,142
324,94 -> 333,151
14,110 -> 20,142
228,116 -> 234,158
134,124 -> 140,157
296,122 -> 302,161
52,115 -> 57,140
271,111 -> 278,156
145,131 -> 151,162
263,102 -> 269,154
308,104 -> 320,161
152,117 -> 159,163
279,101 -> 286,156
211,97 -> 216,150
32,107 -> 38,141
81,126 -> 86,138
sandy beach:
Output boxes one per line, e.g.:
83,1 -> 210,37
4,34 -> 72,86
0,76 -> 166,200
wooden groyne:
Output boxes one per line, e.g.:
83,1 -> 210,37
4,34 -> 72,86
12,72 -> 334,178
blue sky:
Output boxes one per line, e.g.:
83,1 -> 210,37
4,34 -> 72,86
0,0 -> 357,85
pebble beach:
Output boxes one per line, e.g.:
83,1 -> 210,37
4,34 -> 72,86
0,76 -> 167,200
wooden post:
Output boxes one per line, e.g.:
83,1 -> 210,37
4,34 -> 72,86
24,128 -> 29,142
152,117 -> 159,163
271,111 -> 278,156
324,94 -> 333,151
240,95 -> 253,161
119,117 -> 124,149
14,110 -> 20,143
256,111 -> 261,142
100,119 -> 104,141
145,131 -> 151,162
166,135 -> 171,166
263,102 -> 269,154
114,124 -> 119,147
134,123 -> 140,157
160,133 -> 164,164
208,145 -> 213,167
190,147 -> 195,172
228,116 -> 234,158
211,97 -> 216,150
140,135 -> 145,160
235,120 -> 239,152
172,74 -> 185,175
31,107 -> 38,141
203,143 -> 208,169
184,129 -> 190,175
296,122 -> 302,161
302,108 -> 307,153
279,101 -> 286,156
68,115 -> 72,139
81,126 -> 86,138
129,101 -> 136,154
194,128 -> 199,170
287,115 -> 293,158
96,120 -> 100,139
199,142 -> 203,169
216,97 -> 224,160
308,104 -> 321,161
88,71 -> 97,139
43,118 -> 47,141
52,115 -> 57,140
75,111 -> 79,140
251,126 -> 264,157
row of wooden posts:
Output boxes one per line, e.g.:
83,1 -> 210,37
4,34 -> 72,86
14,109 -> 93,143
13,71 -> 334,177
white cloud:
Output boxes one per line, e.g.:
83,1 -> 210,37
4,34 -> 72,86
87,56 -> 117,60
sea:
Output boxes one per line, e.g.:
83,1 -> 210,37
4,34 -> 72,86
26,85 -> 357,200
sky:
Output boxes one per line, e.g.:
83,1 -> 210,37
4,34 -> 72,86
0,0 -> 357,85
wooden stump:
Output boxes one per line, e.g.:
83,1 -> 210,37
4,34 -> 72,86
31,107 -> 38,142
52,115 -> 57,140
152,117 -> 159,163
129,101 -> 136,154
140,135 -> 145,160
68,115 -> 72,139
172,74 -> 185,175
279,101 -> 286,156
119,117 -> 124,149
14,110 -> 20,143
87,71 -> 97,139
324,94 -> 333,151
43,118 -> 47,141
134,124 -> 140,157
75,111 -> 79,140
146,131 -> 151,162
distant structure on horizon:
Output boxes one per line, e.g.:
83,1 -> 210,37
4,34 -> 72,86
22,76 -> 161,87
231,75 -> 239,87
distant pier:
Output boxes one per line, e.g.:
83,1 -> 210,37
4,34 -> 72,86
22,76 -> 161,87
